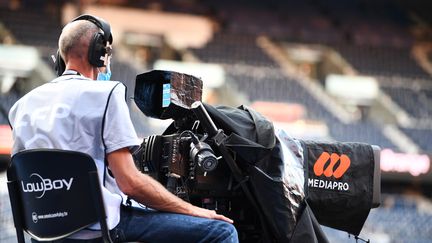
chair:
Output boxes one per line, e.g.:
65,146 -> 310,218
7,149 -> 113,243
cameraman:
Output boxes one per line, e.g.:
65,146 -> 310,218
8,15 -> 238,243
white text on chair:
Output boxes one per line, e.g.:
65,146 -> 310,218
21,173 -> 74,198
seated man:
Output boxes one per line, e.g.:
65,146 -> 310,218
8,14 -> 238,243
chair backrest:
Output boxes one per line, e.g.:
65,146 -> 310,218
7,149 -> 112,242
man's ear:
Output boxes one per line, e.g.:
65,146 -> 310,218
53,50 -> 66,76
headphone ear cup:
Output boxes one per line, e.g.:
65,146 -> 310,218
88,33 -> 107,67
54,50 -> 66,76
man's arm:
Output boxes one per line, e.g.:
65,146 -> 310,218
107,147 -> 233,224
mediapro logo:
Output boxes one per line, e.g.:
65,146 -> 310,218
313,152 -> 351,178
21,173 -> 74,198
309,152 -> 351,191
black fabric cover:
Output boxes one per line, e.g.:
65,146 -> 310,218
202,104 -> 326,242
290,201 -> 329,243
302,141 -> 375,235
203,104 -> 276,164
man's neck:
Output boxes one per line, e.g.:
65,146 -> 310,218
65,61 -> 97,80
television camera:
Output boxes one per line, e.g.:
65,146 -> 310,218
132,70 -> 381,242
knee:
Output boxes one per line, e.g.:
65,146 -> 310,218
214,221 -> 239,242
226,223 -> 238,241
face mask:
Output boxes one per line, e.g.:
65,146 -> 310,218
97,62 -> 112,81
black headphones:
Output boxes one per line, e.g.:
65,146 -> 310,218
54,14 -> 113,76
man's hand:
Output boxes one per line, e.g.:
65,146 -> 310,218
188,205 -> 234,224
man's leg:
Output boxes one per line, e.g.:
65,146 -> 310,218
110,205 -> 238,243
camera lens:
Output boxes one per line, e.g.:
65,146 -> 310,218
197,150 -> 218,171
190,142 -> 218,172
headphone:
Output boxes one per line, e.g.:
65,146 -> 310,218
54,14 -> 113,76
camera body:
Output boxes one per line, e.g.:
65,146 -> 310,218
133,131 -> 220,191
133,70 -> 266,241
133,126 -> 263,242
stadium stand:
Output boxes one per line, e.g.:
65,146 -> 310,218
0,89 -> 19,124
0,7 -> 61,59
0,172 -> 23,243
323,193 -> 432,243
222,65 -> 397,148
333,45 -> 430,78
381,85 -> 432,119
380,76 -> 432,118
364,194 -> 432,243
191,33 -> 279,67
399,127 -> 432,153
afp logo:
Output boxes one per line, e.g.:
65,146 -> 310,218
21,173 -> 74,199
308,152 -> 351,191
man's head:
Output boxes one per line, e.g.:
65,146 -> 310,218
59,20 -> 99,66
56,14 -> 113,78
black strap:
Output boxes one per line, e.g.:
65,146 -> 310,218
101,82 -> 121,186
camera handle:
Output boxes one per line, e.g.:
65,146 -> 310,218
191,101 -> 273,243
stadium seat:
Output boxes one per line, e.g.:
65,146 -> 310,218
6,149 -> 112,243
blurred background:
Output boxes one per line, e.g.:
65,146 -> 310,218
1,0 -> 432,242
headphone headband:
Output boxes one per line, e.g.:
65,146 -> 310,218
71,14 -> 113,45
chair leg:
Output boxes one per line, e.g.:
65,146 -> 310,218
16,229 -> 26,243
8,181 -> 26,243
88,172 -> 113,243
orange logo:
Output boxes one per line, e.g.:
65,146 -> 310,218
313,152 -> 351,179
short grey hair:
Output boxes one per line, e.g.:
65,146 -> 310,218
58,20 -> 99,63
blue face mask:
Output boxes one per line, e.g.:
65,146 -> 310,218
97,63 -> 112,81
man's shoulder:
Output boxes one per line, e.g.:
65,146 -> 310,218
50,79 -> 125,94
20,79 -> 127,102
83,81 -> 126,98
78,80 -> 124,89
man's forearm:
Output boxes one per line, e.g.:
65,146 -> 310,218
128,172 -> 194,214
107,148 -> 194,214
